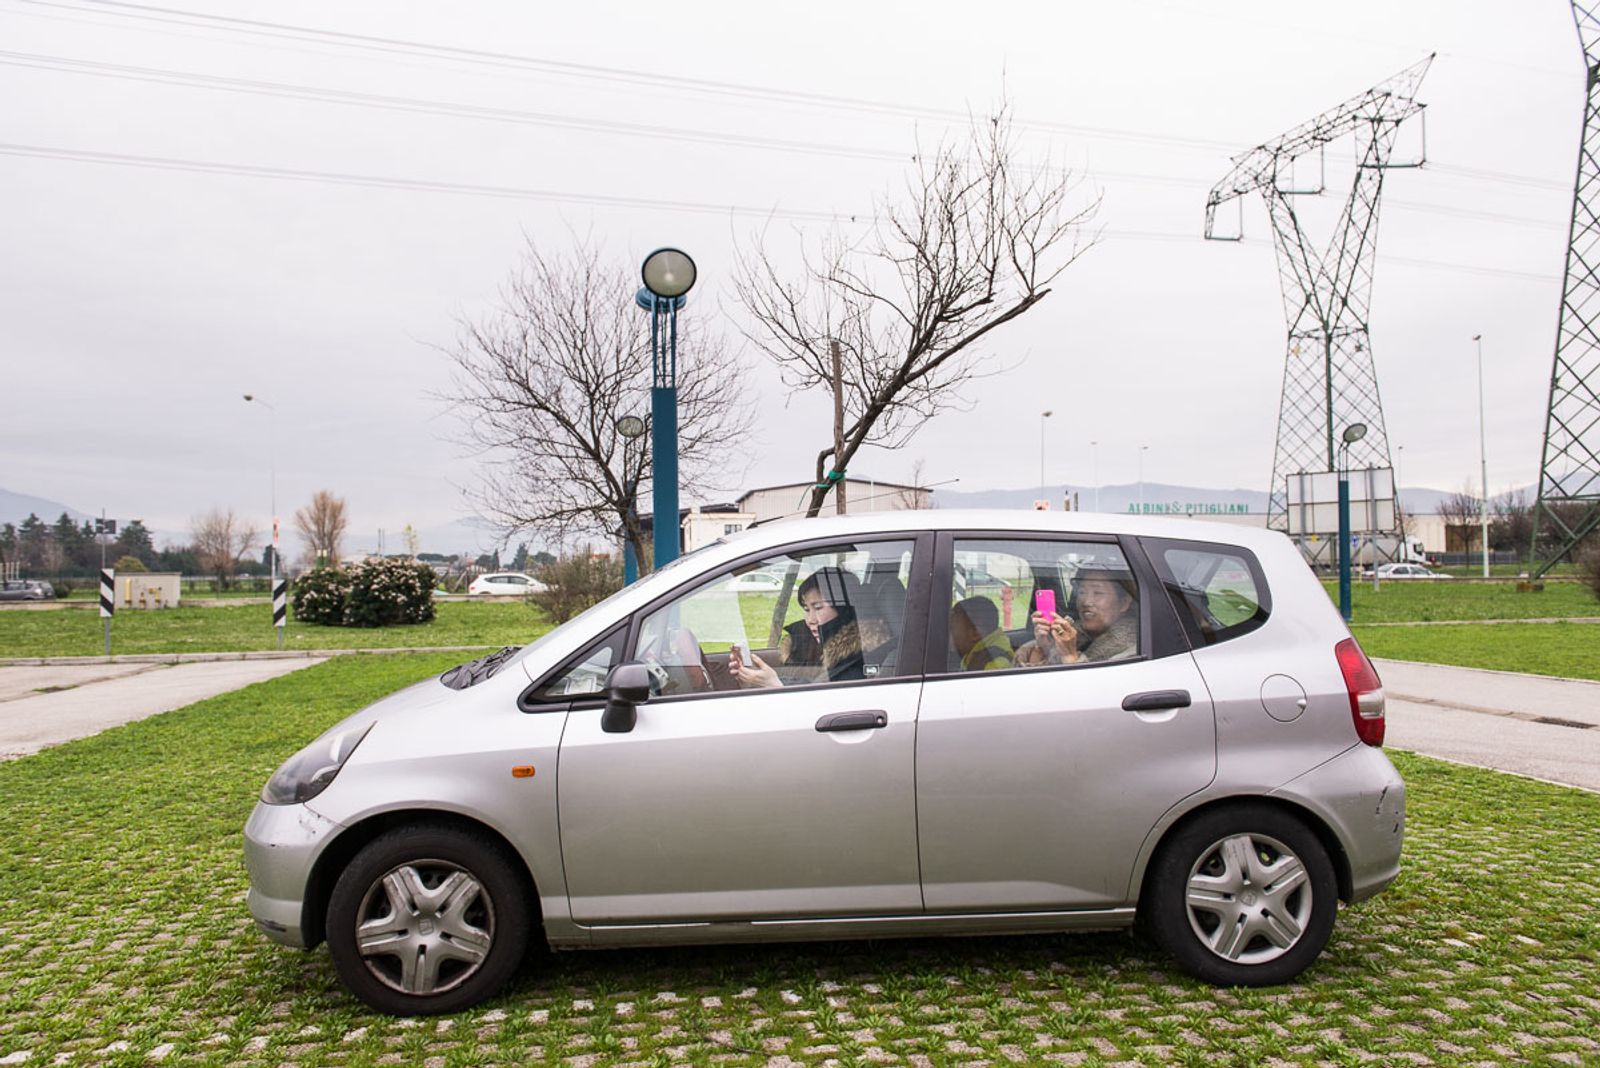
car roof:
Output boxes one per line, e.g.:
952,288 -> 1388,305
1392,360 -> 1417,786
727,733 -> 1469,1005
729,509 -> 1288,555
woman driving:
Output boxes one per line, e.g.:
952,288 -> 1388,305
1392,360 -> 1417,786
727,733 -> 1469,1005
730,567 -> 888,687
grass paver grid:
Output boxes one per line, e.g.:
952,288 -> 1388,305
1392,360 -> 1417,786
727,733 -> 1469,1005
3,655 -> 1599,1066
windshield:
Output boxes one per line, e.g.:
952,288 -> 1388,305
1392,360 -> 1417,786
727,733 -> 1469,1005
503,538 -> 727,670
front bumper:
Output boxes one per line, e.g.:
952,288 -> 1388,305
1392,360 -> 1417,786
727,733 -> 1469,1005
1270,743 -> 1406,903
243,799 -> 340,948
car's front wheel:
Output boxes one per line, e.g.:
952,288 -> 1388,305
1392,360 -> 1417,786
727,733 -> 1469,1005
326,825 -> 531,1015
1143,804 -> 1338,987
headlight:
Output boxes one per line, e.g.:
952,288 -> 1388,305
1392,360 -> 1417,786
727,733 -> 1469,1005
261,723 -> 373,805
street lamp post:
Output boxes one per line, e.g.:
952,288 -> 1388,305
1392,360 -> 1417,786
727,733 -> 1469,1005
616,414 -> 647,584
1473,334 -> 1490,578
1395,444 -> 1404,520
1338,422 -> 1368,622
637,248 -> 696,571
1090,440 -> 1099,511
1039,411 -> 1053,506
243,393 -> 281,648
1137,444 -> 1149,513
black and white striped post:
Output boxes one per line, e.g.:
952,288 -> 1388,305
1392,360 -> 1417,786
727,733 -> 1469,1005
99,568 -> 114,656
272,578 -> 287,649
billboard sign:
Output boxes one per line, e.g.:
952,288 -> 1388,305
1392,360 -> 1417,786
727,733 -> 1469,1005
1285,467 -> 1395,537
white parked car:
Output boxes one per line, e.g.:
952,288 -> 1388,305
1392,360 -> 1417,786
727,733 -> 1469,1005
725,570 -> 785,593
467,572 -> 547,596
1365,563 -> 1450,580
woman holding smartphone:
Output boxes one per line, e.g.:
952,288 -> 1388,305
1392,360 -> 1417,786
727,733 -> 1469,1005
1016,565 -> 1139,665
728,567 -> 889,687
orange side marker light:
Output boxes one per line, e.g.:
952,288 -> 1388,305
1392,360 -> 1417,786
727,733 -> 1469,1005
511,765 -> 536,778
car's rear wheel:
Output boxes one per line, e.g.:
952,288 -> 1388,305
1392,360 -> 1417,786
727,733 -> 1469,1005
326,825 -> 530,1015
1143,804 -> 1337,987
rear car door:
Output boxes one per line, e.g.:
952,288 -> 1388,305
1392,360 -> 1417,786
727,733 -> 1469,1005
915,532 -> 1216,911
557,534 -> 932,925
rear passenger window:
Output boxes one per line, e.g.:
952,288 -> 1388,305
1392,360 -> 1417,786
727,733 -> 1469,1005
1146,539 -> 1270,646
946,539 -> 1143,672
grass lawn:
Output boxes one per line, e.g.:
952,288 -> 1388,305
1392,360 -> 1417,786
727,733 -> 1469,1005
0,601 -> 550,658
1355,621 -> 1600,682
1321,578 -> 1598,623
61,587 -> 269,600
2,654 -> 1598,1065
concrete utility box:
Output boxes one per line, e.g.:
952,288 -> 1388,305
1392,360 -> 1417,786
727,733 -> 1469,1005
117,572 -> 181,609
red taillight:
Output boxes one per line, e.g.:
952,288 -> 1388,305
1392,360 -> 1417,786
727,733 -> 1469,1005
1335,637 -> 1385,746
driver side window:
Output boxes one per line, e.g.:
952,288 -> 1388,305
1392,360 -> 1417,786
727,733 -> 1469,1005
630,539 -> 916,697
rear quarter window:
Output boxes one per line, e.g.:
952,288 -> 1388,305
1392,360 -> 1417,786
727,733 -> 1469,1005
1143,538 -> 1271,647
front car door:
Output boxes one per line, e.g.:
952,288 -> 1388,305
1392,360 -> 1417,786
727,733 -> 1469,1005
915,531 -> 1217,911
557,534 -> 931,926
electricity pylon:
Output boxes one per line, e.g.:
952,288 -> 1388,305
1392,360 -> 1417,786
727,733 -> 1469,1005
1206,58 -> 1432,540
1532,3 -> 1600,577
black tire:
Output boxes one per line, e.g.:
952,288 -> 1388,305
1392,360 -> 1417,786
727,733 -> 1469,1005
1142,803 -> 1338,987
326,825 -> 531,1015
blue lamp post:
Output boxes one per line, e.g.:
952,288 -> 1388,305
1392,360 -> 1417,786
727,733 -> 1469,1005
636,247 -> 697,571
1337,422 -> 1367,622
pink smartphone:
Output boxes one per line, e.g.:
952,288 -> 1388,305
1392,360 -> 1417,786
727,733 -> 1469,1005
1035,589 -> 1056,622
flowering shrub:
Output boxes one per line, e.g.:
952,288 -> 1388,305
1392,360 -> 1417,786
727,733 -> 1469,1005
291,559 -> 436,627
343,558 -> 437,627
291,567 -> 351,625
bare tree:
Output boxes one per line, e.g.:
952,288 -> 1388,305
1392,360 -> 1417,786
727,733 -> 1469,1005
294,490 -> 348,568
1490,487 -> 1532,557
1438,485 -> 1483,553
447,240 -> 752,569
191,508 -> 258,589
736,105 -> 1099,517
895,459 -> 933,510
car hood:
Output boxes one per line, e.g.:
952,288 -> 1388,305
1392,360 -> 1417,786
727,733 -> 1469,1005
312,669 -> 468,739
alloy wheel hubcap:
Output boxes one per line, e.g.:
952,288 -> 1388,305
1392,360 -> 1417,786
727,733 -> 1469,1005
354,859 -> 495,996
1184,832 -> 1312,965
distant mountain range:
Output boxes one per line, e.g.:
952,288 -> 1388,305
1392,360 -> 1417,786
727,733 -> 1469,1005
0,488 -> 96,525
929,481 -> 1521,517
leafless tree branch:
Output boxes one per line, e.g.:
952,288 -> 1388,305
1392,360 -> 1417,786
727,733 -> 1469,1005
443,239 -> 754,567
735,104 -> 1100,516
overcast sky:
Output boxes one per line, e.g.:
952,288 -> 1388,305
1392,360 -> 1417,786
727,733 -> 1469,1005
0,0 -> 1584,550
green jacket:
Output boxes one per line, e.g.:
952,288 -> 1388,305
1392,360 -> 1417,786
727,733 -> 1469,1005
961,627 -> 1015,672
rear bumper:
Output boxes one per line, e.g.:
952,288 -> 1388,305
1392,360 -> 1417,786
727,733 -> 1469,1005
1270,744 -> 1405,903
243,800 -> 340,948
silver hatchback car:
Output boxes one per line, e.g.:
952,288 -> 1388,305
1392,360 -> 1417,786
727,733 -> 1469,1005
245,511 -> 1403,1014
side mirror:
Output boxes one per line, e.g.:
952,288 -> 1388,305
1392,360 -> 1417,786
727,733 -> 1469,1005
600,661 -> 652,734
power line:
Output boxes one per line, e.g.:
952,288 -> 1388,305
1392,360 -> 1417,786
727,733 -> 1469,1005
0,49 -> 918,165
8,0 -> 1244,153
1429,161 -> 1570,192
0,49 -> 1571,235
0,142 -> 862,221
0,140 -> 1561,281
5,2 -> 1579,199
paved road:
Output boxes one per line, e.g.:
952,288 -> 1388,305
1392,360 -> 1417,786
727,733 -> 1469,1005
1378,658 -> 1600,792
0,659 -> 325,760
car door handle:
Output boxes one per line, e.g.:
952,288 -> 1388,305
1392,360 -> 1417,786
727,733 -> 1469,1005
815,710 -> 889,732
1122,689 -> 1191,712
